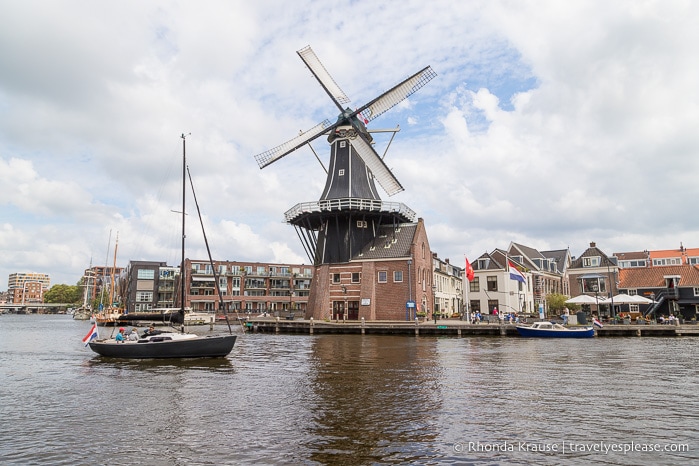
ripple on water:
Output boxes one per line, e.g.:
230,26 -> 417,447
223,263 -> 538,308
1,317 -> 697,465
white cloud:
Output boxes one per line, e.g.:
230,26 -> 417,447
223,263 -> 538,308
1,0 -> 698,286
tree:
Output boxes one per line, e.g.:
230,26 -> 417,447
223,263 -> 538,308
545,293 -> 579,313
44,284 -> 82,304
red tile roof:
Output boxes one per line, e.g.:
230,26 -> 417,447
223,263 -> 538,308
619,265 -> 699,288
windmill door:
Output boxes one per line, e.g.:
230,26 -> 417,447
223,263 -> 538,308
332,301 -> 345,320
347,301 -> 359,320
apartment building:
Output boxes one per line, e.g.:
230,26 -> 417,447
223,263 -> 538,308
8,272 -> 50,304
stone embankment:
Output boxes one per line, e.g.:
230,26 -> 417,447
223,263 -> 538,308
243,318 -> 699,337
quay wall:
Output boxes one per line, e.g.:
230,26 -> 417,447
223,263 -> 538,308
244,319 -> 699,337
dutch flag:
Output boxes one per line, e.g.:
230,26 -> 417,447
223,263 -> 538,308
508,260 -> 526,283
82,323 -> 99,347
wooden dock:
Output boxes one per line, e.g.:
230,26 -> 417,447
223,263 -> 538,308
244,318 -> 699,337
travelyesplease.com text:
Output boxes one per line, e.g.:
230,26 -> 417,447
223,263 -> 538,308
453,441 -> 689,455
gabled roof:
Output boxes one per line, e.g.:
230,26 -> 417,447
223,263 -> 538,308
619,265 -> 699,288
473,251 -> 505,271
353,223 -> 416,260
509,242 -> 545,261
570,242 -> 616,269
507,242 -> 567,276
541,248 -> 571,274
614,251 -> 648,261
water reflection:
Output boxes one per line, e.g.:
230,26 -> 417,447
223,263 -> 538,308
85,355 -> 235,373
306,335 -> 444,464
2,316 -> 699,465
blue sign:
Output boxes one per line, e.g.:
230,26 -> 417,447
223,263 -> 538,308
406,300 -> 416,321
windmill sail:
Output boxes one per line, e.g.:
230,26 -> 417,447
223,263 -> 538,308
348,133 -> 404,196
297,46 -> 351,109
254,119 -> 333,168
357,66 -> 437,124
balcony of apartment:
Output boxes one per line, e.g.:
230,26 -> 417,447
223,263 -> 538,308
270,279 -> 291,289
292,278 -> 311,290
244,278 -> 267,290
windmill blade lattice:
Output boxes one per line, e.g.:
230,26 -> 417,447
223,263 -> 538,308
356,66 -> 437,124
348,133 -> 404,196
254,119 -> 333,168
297,46 -> 351,110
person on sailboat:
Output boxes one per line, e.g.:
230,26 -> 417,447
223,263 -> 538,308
143,325 -> 161,337
128,327 -> 140,341
115,328 -> 125,343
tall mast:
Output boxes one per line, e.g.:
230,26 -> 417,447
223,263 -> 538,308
180,134 -> 187,322
110,232 -> 119,308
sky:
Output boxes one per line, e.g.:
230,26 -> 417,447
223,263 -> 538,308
1,0 -> 698,288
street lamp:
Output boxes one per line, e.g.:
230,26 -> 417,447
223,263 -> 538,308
606,259 -> 615,318
407,259 -> 413,320
341,285 -> 347,322
432,285 -> 437,324
592,283 -> 599,319
288,273 -> 295,316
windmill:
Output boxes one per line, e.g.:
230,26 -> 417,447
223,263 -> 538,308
255,46 -> 436,265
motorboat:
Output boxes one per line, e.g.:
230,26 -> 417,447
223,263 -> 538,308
516,321 -> 595,338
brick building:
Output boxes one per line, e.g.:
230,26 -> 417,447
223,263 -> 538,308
8,272 -> 50,304
305,218 -> 432,321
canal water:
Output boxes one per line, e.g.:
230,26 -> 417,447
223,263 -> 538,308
0,314 -> 697,465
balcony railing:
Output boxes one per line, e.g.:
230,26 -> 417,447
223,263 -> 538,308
284,198 -> 416,222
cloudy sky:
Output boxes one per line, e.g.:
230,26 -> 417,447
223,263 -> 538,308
1,0 -> 697,287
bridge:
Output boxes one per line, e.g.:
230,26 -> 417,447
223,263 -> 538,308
0,303 -> 73,314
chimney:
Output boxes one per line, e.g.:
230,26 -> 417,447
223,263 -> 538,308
590,241 -> 596,248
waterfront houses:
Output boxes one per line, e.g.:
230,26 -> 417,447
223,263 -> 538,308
7,242 -> 699,323
618,265 -> 699,321
567,241 -> 619,319
432,254 -> 463,318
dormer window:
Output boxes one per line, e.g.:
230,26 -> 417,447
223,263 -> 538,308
583,256 -> 600,267
338,169 -> 345,176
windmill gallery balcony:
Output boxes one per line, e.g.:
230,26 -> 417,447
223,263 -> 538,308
284,198 -> 416,226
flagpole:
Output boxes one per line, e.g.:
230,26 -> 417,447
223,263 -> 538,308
464,255 -> 470,323
504,252 -> 508,324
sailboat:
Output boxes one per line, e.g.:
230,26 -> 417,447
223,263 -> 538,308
93,231 -> 124,326
87,134 -> 237,358
72,265 -> 94,320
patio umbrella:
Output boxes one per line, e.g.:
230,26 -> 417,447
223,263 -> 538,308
627,294 -> 655,304
565,295 -> 599,304
599,293 -> 655,304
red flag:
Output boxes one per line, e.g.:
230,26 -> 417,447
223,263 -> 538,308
465,257 -> 475,282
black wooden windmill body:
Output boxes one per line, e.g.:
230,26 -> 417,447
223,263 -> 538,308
255,46 -> 436,265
